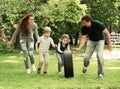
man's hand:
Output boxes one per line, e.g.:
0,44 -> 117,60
72,48 -> 81,51
54,44 -> 57,48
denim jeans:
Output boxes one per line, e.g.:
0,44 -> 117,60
84,40 -> 105,75
56,53 -> 64,72
20,38 -> 35,69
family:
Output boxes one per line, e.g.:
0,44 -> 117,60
8,13 -> 112,78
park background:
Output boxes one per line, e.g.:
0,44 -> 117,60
0,0 -> 120,89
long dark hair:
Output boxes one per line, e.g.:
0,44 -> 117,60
19,13 -> 34,36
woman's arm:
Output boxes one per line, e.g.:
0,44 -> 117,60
8,27 -> 20,45
33,23 -> 39,40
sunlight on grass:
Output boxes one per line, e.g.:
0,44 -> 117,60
106,67 -> 120,70
2,60 -> 19,63
6,56 -> 18,59
0,86 -> 4,89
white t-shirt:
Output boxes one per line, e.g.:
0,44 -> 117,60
37,35 -> 54,53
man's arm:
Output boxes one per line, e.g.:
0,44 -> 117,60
103,28 -> 112,51
73,35 -> 87,51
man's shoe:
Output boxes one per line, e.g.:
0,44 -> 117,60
98,74 -> 103,78
82,67 -> 87,73
37,68 -> 41,74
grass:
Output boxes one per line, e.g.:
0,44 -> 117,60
0,50 -> 120,89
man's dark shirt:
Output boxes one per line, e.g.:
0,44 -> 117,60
81,20 -> 105,41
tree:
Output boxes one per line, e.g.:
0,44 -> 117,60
80,0 -> 119,32
36,0 -> 86,44
0,0 -> 86,47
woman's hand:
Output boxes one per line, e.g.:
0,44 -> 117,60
8,41 -> 13,46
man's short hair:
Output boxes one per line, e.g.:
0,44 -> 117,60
81,14 -> 93,22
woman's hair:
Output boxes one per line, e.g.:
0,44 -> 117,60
60,34 -> 70,40
81,14 -> 93,22
19,13 -> 34,36
43,26 -> 51,33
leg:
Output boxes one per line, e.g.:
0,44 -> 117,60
20,40 -> 29,69
20,40 -> 30,73
56,53 -> 63,72
28,39 -> 36,71
44,53 -> 49,74
24,57 -> 29,69
37,53 -> 44,74
84,40 -> 96,67
28,39 -> 35,65
96,40 -> 105,76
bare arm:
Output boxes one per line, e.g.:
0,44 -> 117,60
8,28 -> 20,45
35,39 -> 40,54
57,43 -> 63,53
73,35 -> 87,51
103,28 -> 112,51
51,38 -> 57,48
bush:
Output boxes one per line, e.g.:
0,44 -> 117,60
0,41 -> 18,53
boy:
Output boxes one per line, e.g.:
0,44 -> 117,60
36,26 -> 56,74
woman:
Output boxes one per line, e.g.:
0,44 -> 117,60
8,13 -> 39,74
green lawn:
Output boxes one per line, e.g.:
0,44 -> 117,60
0,50 -> 120,89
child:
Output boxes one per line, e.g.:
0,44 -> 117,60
56,34 -> 70,73
36,26 -> 56,74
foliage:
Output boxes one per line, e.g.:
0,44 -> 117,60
0,0 -> 86,44
36,0 -> 86,43
0,41 -> 18,53
81,0 -> 120,32
0,0 -> 119,47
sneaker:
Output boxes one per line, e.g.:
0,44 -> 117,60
37,68 -> 41,74
82,67 -> 87,73
44,71 -> 47,74
32,64 -> 37,72
27,69 -> 31,74
98,74 -> 103,78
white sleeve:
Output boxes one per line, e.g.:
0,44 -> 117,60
50,38 -> 55,46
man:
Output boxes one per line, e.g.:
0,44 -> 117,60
74,14 -> 112,78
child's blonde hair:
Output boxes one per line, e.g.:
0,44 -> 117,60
60,34 -> 70,40
43,26 -> 51,33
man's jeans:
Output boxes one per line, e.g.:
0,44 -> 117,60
84,40 -> 105,75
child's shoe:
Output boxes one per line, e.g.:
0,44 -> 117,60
44,71 -> 47,74
37,68 -> 41,74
